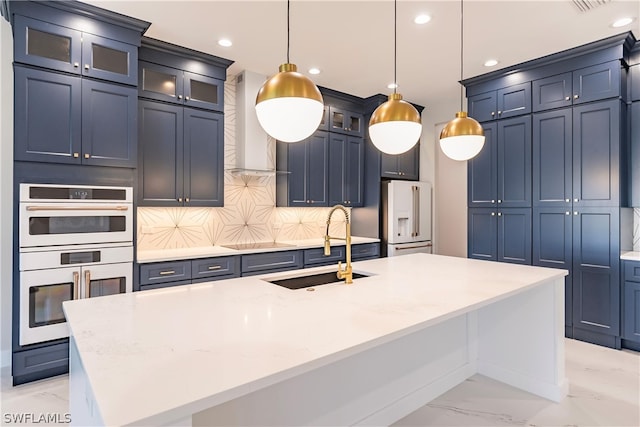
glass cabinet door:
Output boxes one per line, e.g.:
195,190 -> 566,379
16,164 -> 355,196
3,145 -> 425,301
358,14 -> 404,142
82,34 -> 138,86
14,15 -> 82,74
139,61 -> 184,104
82,262 -> 132,298
184,71 -> 224,112
329,107 -> 364,137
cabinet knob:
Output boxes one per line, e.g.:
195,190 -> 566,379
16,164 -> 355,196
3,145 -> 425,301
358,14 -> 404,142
574,211 -> 578,216
573,94 -> 579,99
491,199 -> 496,203
565,211 -> 570,215
185,96 -> 190,101
84,153 -> 90,159
565,198 -> 570,203
73,152 -> 79,158
497,110 -> 502,115
185,197 -> 190,203
178,197 -> 183,202
491,112 -> 495,116
497,199 -> 502,204
491,212 -> 496,216
73,62 -> 79,68
574,198 -> 579,202
565,96 -> 570,101
497,212 -> 502,216
84,64 -> 89,71
178,95 -> 183,100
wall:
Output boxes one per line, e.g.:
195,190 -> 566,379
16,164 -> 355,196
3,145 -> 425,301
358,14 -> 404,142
1,17 -> 14,371
137,74 -> 346,250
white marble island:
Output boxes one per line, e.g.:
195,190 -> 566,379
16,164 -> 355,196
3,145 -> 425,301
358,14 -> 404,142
63,254 -> 568,426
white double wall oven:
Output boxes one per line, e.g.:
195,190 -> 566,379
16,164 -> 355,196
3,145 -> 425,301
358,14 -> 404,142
18,184 -> 133,346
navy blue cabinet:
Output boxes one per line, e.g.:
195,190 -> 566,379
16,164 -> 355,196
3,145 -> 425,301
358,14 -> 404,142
468,82 -> 531,122
532,61 -> 621,112
329,107 -> 364,137
138,100 -> 224,207
468,116 -> 531,208
572,207 -> 620,346
631,65 -> 640,101
139,61 -> 224,112
468,207 -> 531,264
630,102 -> 640,206
328,133 -> 364,207
380,142 -> 420,180
533,207 -> 573,329
277,131 -> 330,207
14,66 -> 137,167
13,14 -> 139,86
139,256 -> 240,291
623,261 -> 640,347
533,109 -> 572,207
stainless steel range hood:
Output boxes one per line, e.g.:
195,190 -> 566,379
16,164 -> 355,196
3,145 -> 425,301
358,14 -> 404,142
228,70 -> 277,176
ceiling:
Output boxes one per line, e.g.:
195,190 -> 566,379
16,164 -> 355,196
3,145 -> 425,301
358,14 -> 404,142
84,0 -> 639,115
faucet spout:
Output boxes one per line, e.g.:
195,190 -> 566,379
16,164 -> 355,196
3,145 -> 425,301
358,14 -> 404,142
324,205 -> 353,284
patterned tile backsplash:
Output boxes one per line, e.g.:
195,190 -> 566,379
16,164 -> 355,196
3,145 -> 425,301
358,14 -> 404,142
137,74 -> 347,250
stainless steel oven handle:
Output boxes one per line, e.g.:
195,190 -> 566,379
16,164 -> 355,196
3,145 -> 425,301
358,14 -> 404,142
26,205 -> 129,211
84,270 -> 91,299
73,271 -> 79,300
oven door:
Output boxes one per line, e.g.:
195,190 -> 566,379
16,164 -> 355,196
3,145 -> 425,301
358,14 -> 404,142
19,203 -> 132,247
20,266 -> 79,346
80,262 -> 132,298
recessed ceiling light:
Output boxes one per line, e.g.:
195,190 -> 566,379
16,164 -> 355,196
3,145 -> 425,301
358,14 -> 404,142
414,14 -> 431,25
387,82 -> 398,89
218,39 -> 232,47
308,68 -> 320,75
484,59 -> 499,67
611,17 -> 634,28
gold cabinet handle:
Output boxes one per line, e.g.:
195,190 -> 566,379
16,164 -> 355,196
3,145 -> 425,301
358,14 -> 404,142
73,271 -> 79,300
208,265 -> 221,270
84,153 -> 90,159
159,270 -> 175,276
73,152 -> 79,158
26,205 -> 128,211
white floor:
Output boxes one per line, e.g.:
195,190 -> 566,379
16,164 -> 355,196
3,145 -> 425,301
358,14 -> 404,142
0,339 -> 638,426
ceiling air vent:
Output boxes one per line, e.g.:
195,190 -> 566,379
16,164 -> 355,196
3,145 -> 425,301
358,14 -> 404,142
571,0 -> 610,13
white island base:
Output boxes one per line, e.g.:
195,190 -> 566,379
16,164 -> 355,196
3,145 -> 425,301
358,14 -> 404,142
65,254 -> 568,426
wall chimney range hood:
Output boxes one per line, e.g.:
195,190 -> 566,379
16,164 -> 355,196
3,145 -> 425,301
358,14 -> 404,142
229,70 -> 282,176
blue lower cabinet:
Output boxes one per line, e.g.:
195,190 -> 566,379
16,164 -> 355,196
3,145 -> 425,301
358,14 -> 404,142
623,260 -> 640,350
12,342 -> 69,386
497,208 -> 532,264
351,242 -> 380,260
241,250 -> 303,276
304,246 -> 345,267
572,207 -> 620,348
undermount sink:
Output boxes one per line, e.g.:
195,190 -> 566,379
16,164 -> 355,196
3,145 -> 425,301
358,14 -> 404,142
266,271 -> 371,290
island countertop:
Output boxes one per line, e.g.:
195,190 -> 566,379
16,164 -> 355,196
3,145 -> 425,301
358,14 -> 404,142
63,254 -> 567,426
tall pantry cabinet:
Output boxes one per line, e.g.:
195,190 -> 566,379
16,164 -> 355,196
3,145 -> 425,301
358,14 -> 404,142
465,32 -> 635,349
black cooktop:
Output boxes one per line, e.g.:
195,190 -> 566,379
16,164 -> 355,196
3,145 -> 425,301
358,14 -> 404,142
220,242 -> 296,250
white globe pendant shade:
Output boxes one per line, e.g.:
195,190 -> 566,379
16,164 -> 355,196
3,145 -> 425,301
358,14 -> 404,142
439,111 -> 485,161
369,93 -> 422,155
255,63 -> 324,143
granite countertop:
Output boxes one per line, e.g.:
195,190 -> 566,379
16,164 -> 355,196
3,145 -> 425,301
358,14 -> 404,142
63,254 -> 566,426
620,251 -> 640,261
137,236 -> 380,263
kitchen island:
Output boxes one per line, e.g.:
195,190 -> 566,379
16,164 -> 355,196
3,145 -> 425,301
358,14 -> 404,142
63,254 -> 568,426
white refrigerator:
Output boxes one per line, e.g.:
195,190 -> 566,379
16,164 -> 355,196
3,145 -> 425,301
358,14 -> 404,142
381,180 -> 432,256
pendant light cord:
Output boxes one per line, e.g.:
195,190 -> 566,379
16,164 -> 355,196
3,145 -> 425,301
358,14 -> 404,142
394,0 -> 397,94
459,0 -> 464,111
286,0 -> 290,63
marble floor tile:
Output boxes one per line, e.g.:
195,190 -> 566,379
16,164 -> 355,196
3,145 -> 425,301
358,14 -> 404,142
0,338 -> 637,426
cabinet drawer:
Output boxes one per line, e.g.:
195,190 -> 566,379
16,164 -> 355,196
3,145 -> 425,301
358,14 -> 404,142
304,246 -> 345,266
139,279 -> 192,291
241,250 -> 303,275
140,261 -> 191,285
192,256 -> 240,280
352,243 -> 380,260
624,261 -> 640,282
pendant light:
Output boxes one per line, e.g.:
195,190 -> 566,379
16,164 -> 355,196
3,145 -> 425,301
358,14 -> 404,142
439,0 -> 485,161
369,0 -> 422,155
255,0 -> 324,143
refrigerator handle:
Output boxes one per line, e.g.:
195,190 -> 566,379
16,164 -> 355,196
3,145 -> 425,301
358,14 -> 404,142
415,186 -> 420,237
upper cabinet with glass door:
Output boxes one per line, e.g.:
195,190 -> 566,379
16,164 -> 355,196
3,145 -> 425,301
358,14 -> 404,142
13,15 -> 139,86
138,37 -> 233,113
329,107 -> 364,137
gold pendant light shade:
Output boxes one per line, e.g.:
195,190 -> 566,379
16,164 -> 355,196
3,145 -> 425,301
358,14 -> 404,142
369,94 -> 422,155
439,111 -> 485,161
255,63 -> 324,143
